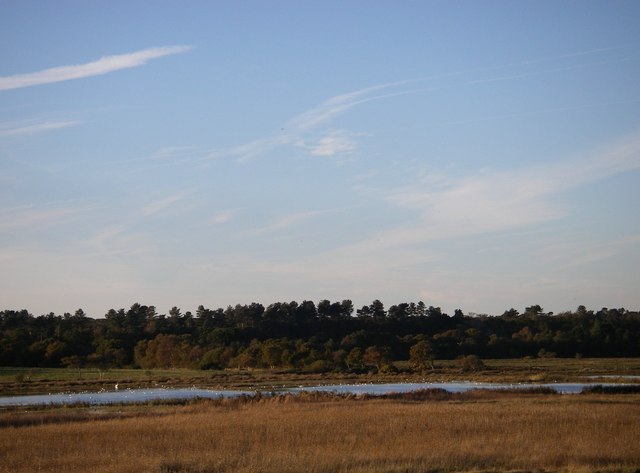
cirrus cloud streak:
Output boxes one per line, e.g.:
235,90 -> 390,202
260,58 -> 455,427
0,46 -> 193,91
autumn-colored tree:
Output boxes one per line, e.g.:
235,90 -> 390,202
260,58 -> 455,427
362,345 -> 390,370
409,340 -> 435,372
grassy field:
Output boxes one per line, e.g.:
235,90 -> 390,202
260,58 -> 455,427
2,357 -> 639,396
0,391 -> 639,473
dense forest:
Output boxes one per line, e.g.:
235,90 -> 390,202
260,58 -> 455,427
1,301 -> 638,372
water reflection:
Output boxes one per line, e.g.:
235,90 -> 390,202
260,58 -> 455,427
0,388 -> 250,407
0,381 -> 631,407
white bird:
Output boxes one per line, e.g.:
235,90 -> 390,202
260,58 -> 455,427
114,383 -> 119,390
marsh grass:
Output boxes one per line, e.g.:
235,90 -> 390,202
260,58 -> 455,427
1,392 -> 639,473
2,358 -> 639,396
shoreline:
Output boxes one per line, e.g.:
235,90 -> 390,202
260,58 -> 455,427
2,357 -> 639,397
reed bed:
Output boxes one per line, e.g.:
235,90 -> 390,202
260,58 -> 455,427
1,393 -> 639,473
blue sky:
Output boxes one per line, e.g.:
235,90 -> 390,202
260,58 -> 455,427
1,1 -> 639,317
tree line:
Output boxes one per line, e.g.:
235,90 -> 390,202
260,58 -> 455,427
1,300 -> 638,372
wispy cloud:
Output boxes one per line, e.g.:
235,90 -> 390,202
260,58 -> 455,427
385,171 -> 565,242
466,56 -> 630,86
534,234 -> 640,270
0,203 -> 85,231
0,46 -> 192,91
83,225 -> 126,252
193,80 -> 419,164
146,146 -> 202,161
140,192 -> 189,216
308,129 -> 358,157
82,225 -> 151,256
210,209 -> 236,225
204,136 -> 288,164
362,129 -> 640,250
193,46 -> 621,165
281,46 -> 620,136
283,80 -> 415,132
0,120 -> 80,137
240,129 -> 637,283
251,209 -> 333,234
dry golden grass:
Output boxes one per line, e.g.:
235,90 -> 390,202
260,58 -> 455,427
1,393 -> 640,473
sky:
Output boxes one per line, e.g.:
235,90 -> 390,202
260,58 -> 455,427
1,1 -> 640,318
